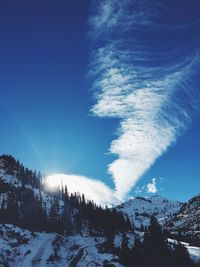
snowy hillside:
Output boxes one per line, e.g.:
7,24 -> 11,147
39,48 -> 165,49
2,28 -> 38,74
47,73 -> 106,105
167,194 -> 200,230
0,155 -> 61,217
0,224 -> 199,267
165,194 -> 200,244
0,155 -> 200,266
116,195 -> 182,228
0,224 -> 124,267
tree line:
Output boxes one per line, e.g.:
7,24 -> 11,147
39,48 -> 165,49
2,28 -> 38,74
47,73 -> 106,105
0,155 -> 133,236
105,215 -> 200,267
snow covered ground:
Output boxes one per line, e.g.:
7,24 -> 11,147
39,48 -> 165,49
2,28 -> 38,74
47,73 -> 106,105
0,224 -> 123,267
168,238 -> 200,263
0,224 -> 199,266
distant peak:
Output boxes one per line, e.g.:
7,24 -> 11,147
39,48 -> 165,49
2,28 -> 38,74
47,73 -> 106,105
149,195 -> 166,200
150,194 -> 168,198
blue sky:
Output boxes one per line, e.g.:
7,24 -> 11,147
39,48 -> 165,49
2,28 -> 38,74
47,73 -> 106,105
0,0 -> 199,203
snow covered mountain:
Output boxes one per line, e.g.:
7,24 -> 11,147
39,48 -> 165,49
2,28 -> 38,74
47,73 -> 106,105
0,155 -> 199,266
165,194 -> 200,245
167,194 -> 200,230
0,155 -> 59,221
0,155 -> 133,266
116,192 -> 200,248
116,195 -> 182,229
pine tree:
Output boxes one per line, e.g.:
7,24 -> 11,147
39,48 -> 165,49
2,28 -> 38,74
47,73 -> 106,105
119,233 -> 131,266
173,242 -> 195,267
143,215 -> 169,267
131,238 -> 144,267
48,198 -> 61,232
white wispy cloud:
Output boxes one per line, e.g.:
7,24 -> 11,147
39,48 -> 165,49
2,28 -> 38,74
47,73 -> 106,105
135,185 -> 146,195
45,174 -> 121,206
90,0 -> 199,198
146,178 -> 157,194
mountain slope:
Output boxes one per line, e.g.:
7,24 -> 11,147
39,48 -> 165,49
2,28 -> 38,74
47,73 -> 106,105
0,154 -> 132,237
167,194 -> 200,230
0,155 -> 199,266
165,194 -> 200,245
116,195 -> 182,229
0,224 -> 123,267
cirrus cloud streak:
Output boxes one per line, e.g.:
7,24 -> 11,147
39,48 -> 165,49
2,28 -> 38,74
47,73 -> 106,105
46,174 -> 121,206
90,0 -> 200,198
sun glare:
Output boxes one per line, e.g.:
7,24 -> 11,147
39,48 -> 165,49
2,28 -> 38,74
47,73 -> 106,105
45,174 -> 63,190
43,173 -> 118,206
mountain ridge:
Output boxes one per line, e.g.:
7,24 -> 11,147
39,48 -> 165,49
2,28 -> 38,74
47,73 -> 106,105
0,154 -> 199,266
116,194 -> 183,229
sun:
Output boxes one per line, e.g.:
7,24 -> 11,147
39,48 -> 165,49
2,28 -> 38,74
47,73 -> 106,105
45,174 -> 63,190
